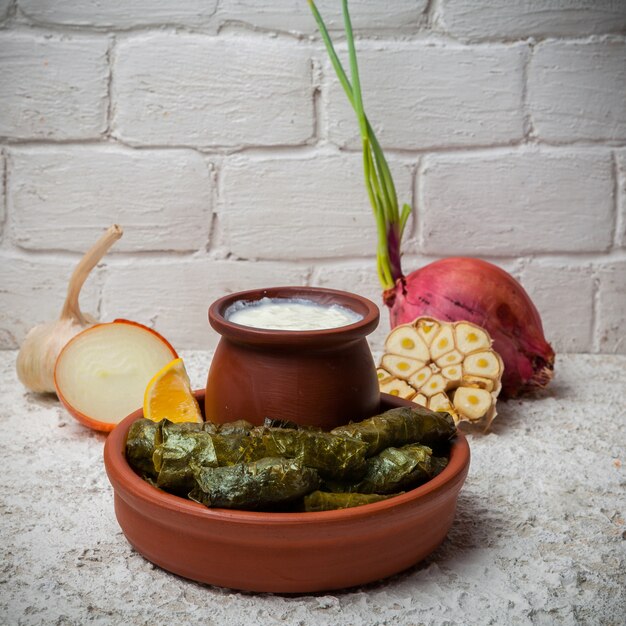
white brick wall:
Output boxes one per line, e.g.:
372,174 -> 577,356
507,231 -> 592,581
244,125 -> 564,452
219,152 -> 412,260
113,34 -> 314,148
0,0 -> 624,356
0,33 -> 109,140
325,43 -> 526,150
419,148 -> 614,255
9,146 -> 213,252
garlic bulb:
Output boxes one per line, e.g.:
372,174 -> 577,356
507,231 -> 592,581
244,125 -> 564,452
378,316 -> 504,427
16,224 -> 123,393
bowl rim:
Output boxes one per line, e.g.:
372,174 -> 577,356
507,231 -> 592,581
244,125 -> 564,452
208,286 -> 380,345
104,392 -> 470,525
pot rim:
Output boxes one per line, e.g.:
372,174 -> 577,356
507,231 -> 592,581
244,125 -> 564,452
104,392 -> 470,527
208,286 -> 380,345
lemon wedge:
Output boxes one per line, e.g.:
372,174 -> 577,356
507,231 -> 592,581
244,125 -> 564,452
143,358 -> 203,424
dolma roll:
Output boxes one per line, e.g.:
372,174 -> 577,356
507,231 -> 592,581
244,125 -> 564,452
327,444 -> 445,495
125,418 -> 162,479
331,406 -> 456,456
190,457 -> 321,510
153,429 -> 219,494
303,491 -> 397,512
252,428 -> 368,480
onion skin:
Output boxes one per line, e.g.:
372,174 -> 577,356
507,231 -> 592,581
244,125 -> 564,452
383,257 -> 555,399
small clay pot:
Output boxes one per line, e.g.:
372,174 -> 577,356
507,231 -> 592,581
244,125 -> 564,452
103,392 -> 470,594
205,286 -> 380,429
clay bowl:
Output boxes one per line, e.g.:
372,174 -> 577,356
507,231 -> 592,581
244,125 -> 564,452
104,392 -> 470,594
205,286 -> 380,430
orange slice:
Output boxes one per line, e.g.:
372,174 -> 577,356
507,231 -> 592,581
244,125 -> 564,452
143,358 -> 203,424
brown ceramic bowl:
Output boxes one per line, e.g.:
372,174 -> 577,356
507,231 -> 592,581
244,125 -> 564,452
104,392 -> 470,594
205,286 -> 381,430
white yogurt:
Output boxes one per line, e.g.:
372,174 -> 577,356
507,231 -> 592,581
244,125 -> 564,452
226,297 -> 362,331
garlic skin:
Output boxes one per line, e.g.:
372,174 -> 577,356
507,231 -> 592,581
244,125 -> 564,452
16,225 -> 122,394
16,316 -> 97,393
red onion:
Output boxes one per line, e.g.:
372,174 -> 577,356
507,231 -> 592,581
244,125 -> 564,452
383,258 -> 555,398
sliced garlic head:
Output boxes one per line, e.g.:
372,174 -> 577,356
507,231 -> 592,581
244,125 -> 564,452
380,316 -> 504,426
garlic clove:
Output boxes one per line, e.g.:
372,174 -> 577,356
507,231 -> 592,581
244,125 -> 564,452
453,387 -> 493,422
379,378 -> 416,400
412,393 -> 428,407
380,354 -> 425,378
415,317 -> 440,346
463,351 -> 502,380
435,349 -> 464,368
455,323 -> 491,353
429,324 -> 455,360
421,373 -> 446,398
408,365 -> 432,388
441,364 -> 462,384
376,368 -> 393,383
384,326 -> 430,362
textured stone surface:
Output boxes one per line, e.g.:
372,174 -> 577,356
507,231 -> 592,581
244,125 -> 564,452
325,43 -> 525,150
0,33 -> 109,140
9,146 -> 213,252
113,34 -> 314,148
419,149 -> 614,255
1,351 -> 625,624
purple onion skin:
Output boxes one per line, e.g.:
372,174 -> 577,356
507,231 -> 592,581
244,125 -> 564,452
383,257 -> 555,399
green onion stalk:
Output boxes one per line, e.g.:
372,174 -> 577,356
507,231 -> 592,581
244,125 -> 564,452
308,0 -> 409,292
309,0 -> 556,399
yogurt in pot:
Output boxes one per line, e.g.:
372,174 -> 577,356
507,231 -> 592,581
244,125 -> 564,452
226,297 -> 363,331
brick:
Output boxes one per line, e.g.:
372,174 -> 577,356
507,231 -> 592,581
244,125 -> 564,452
596,261 -> 626,354
420,149 -> 614,255
219,152 -> 413,260
18,0 -> 217,28
216,0 -> 427,34
616,149 -> 626,248
0,254 -> 101,349
520,262 -> 594,353
529,41 -> 626,143
100,259 -> 309,350
9,146 -> 212,252
114,34 -> 314,148
438,0 -> 626,40
325,43 -> 525,150
0,33 -> 108,140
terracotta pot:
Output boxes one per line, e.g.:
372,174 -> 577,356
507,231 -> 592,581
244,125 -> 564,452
205,286 -> 380,429
104,392 -> 470,594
